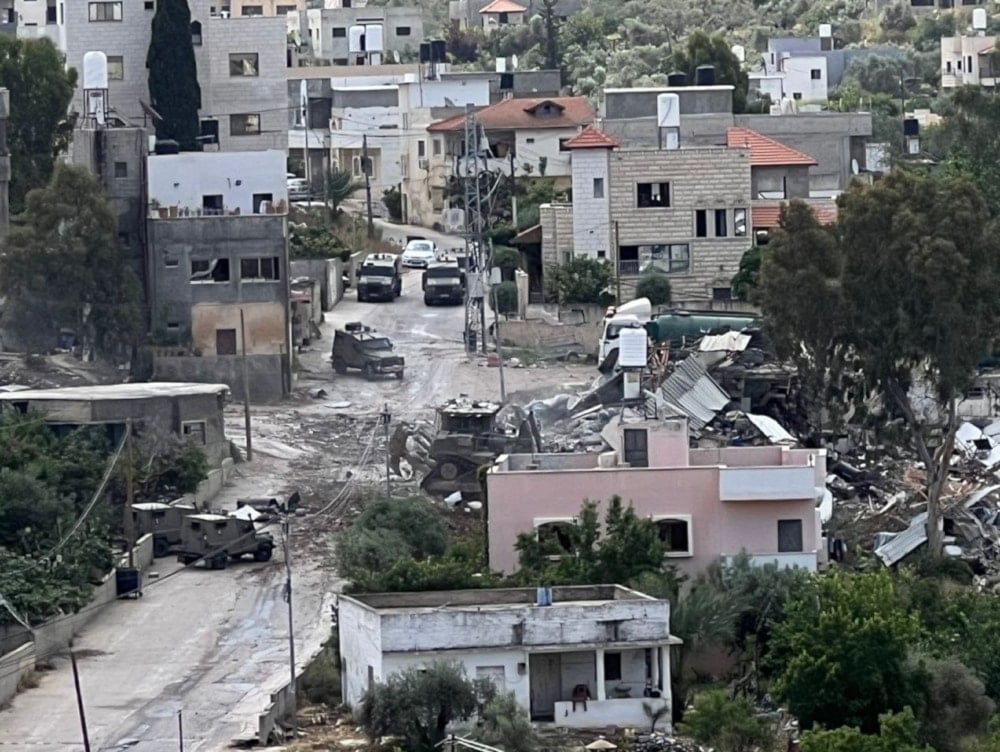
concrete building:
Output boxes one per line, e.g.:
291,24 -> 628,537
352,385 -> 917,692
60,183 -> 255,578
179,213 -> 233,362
449,0 -> 583,29
750,53 -> 829,104
941,34 -> 999,88
228,0 -> 308,15
338,586 -> 679,729
487,417 -> 827,577
479,0 -> 527,35
762,33 -> 907,89
145,150 -> 291,402
0,383 -> 231,468
293,3 -> 424,66
329,84 -> 402,199
7,0 -> 63,45
60,5 -> 286,151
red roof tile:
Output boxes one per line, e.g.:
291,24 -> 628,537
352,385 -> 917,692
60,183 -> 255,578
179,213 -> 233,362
562,125 -> 620,150
479,0 -> 527,12
727,126 -> 818,167
751,199 -> 838,229
428,96 -> 595,132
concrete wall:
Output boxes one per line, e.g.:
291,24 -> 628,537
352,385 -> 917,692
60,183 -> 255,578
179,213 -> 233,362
148,151 -> 288,214
305,6 -> 424,63
0,642 -> 35,709
290,258 -> 343,311
539,202 -> 574,272
752,165 -> 811,200
339,597 -> 384,707
153,353 -> 289,403
191,302 -> 287,356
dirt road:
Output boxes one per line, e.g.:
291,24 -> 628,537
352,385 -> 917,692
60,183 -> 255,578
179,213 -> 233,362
0,261 -> 591,752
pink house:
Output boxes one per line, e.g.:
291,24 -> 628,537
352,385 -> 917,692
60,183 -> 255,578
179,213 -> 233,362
487,417 -> 828,576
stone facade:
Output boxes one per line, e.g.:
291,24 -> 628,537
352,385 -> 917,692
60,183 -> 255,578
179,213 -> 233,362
298,6 -> 424,65
569,149 -> 611,259
607,147 -> 753,302
539,202 -> 573,272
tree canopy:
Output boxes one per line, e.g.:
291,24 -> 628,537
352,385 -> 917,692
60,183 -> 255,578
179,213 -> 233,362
147,0 -> 201,150
546,256 -> 613,305
0,36 -> 76,213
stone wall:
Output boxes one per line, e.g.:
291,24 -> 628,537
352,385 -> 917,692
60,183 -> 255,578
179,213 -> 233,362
154,353 -> 290,403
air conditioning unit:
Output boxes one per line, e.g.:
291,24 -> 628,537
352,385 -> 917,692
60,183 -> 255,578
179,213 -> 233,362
418,157 -> 429,170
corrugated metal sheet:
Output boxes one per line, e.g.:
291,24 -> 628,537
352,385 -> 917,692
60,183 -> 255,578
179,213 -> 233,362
659,356 -> 730,431
699,332 -> 752,352
874,512 -> 929,566
745,413 -> 797,445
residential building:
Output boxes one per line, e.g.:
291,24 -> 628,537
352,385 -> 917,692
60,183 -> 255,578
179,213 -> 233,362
487,417 -> 827,577
941,34 -> 999,88
293,3 -> 424,66
428,95 -> 595,191
439,68 -> 563,103
329,84 -> 403,199
61,5 -> 286,151
145,150 -> 292,402
761,32 -> 907,89
449,0 -> 583,29
0,383 -> 231,468
750,53 -> 829,104
338,586 -> 679,729
479,0 -> 527,34
227,0 -> 308,15
8,0 -> 63,44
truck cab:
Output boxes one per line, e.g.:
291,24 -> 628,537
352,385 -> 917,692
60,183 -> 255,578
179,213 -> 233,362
357,253 -> 402,302
598,298 -> 653,371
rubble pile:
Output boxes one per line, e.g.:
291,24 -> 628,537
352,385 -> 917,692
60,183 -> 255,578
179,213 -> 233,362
630,734 -> 705,752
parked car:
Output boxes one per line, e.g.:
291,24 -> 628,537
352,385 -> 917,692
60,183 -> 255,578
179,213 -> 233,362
401,239 -> 437,268
287,178 -> 310,200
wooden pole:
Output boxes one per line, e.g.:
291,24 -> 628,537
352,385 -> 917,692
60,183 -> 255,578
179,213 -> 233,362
363,134 -> 374,240
70,651 -> 92,752
239,309 -> 253,462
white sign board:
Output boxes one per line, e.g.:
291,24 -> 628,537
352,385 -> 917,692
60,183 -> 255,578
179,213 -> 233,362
618,328 -> 649,368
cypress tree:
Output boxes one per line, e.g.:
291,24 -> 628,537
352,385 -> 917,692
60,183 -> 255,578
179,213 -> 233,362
146,0 -> 201,150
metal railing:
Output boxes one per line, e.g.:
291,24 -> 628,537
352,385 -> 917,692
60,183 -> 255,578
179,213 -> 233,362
618,260 -> 640,276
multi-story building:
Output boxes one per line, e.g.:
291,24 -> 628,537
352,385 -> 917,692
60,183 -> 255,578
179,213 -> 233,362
60,4 -> 286,151
449,0 -> 583,29
478,0 -> 527,35
487,417 -> 828,577
226,0 -> 307,15
750,53 -> 829,104
292,3 -> 424,66
339,585 -> 678,729
941,34 -> 999,88
145,149 -> 291,401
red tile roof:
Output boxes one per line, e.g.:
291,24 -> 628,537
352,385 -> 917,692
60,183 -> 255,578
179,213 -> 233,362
751,199 -> 838,229
428,97 -> 596,132
727,127 -> 818,167
479,0 -> 527,12
562,125 -> 620,150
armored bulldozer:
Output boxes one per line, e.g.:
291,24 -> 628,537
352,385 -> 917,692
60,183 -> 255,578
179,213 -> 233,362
419,398 -> 538,500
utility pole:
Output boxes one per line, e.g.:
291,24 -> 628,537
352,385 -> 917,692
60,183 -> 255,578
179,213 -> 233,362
462,104 -> 478,353
362,134 -> 374,240
124,420 -> 135,568
489,241 -> 507,403
0,88 -> 10,241
380,404 -> 392,497
239,309 -> 253,462
509,150 -> 517,229
177,709 -> 184,752
282,517 -> 297,737
476,121 -> 488,353
614,220 -> 622,303
70,651 -> 92,752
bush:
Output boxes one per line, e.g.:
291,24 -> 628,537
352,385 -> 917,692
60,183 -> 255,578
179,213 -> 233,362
382,186 -> 403,222
299,635 -> 341,706
914,657 -> 995,752
679,689 -> 777,752
546,257 -> 614,305
494,281 -> 519,315
635,272 -> 672,306
474,692 -> 538,752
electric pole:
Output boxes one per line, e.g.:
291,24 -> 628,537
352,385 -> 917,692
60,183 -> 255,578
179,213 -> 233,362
362,134 -> 374,240
380,404 -> 392,497
70,651 -> 92,752
282,517 -> 297,737
509,150 -> 517,229
124,420 -> 135,569
239,309 -> 253,462
462,104 -> 479,353
475,120 -> 488,353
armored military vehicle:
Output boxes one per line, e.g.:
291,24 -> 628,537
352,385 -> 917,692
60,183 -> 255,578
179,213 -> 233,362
332,322 -> 404,380
357,253 -> 402,302
132,501 -> 198,557
176,513 -> 275,569
422,262 -> 466,306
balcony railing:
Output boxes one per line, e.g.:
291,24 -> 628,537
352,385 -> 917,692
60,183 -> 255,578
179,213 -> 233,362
618,260 -> 640,276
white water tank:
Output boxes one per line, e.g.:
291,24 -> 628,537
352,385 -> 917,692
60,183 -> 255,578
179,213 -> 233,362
365,24 -> 384,52
82,51 -> 108,90
974,8 -> 987,30
348,24 -> 365,52
656,92 -> 680,128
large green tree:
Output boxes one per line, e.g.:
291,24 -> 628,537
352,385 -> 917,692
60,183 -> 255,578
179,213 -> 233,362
0,36 -> 76,213
929,87 -> 1000,216
0,163 -> 142,357
147,0 -> 201,150
671,30 -> 749,112
799,708 -> 930,752
770,570 -> 921,734
838,170 -> 1000,556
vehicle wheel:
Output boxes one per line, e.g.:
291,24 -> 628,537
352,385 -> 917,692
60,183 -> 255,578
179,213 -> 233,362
153,537 -> 169,558
364,363 -> 376,380
212,553 -> 228,570
254,546 -> 273,562
358,293 -> 366,302
395,369 -> 404,381
333,359 -> 347,375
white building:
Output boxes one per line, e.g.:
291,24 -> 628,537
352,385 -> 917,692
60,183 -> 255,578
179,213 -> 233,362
338,586 -> 679,730
941,35 -> 999,89
10,0 -> 64,46
750,52 -> 828,103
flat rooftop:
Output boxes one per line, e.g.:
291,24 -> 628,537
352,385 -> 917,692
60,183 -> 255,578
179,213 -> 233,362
0,383 -> 230,402
346,585 -> 656,612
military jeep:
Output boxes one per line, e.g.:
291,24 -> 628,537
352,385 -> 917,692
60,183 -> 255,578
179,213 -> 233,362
331,322 -> 405,380
176,514 -> 275,569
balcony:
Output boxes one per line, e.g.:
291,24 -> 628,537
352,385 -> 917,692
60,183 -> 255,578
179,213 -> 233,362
718,465 -> 817,501
618,260 -> 640,277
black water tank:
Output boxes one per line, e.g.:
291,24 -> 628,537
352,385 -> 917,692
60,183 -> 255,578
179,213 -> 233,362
903,118 -> 919,136
667,70 -> 687,86
431,39 -> 447,62
419,41 -> 431,63
154,139 -> 180,155
200,119 -> 219,144
499,72 -> 514,90
695,65 -> 716,85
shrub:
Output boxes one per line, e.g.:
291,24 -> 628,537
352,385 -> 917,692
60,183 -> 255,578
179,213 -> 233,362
494,281 -> 519,315
299,635 -> 341,706
635,272 -> 672,306
679,689 -> 777,752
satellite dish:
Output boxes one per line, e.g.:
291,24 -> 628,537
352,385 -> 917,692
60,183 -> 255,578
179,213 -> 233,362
851,158 -> 860,175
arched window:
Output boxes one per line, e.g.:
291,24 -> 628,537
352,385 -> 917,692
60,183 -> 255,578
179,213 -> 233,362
190,21 -> 202,46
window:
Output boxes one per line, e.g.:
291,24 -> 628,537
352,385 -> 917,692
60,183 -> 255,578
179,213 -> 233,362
229,52 -> 259,77
114,161 -> 128,178
654,517 -> 692,556
713,287 -> 733,301
145,1 -> 154,9
525,137 -> 535,144
240,257 -> 280,281
107,55 -> 124,80
182,421 -> 207,445
637,182 -> 669,208
623,428 -> 648,467
661,244 -> 689,273
734,208 -> 747,237
432,138 -> 442,156
603,652 -> 622,682
191,258 -> 230,282
229,113 -> 260,136
593,177 -> 604,199
190,20 -> 202,45
164,256 -> 179,268
216,329 -> 237,355
756,174 -> 786,199
396,25 -> 411,36
715,209 -> 728,237
417,139 -> 426,158
276,5 -> 298,13
332,26 -> 347,37
559,138 -> 571,151
240,5 -> 263,15
89,2 -> 122,21
202,194 -> 224,214
46,3 -> 58,23
252,193 -> 273,213
792,92 -> 803,101
535,519 -> 576,554
498,11 -> 509,23
810,68 -> 822,80
778,519 -> 804,553
695,209 -> 707,237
